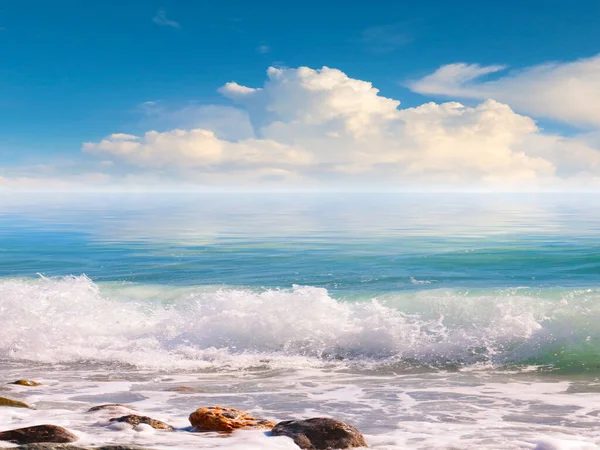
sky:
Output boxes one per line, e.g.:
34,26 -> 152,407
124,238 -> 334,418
1,0 -> 600,192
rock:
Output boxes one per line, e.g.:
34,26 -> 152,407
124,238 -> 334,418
18,445 -> 88,450
87,404 -> 136,413
189,406 -> 275,432
164,386 -> 202,393
0,396 -> 31,408
11,379 -> 42,386
19,446 -> 153,450
0,425 -> 78,444
109,415 -> 174,430
271,418 -> 367,449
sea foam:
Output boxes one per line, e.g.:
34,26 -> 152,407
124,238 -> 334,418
0,275 -> 598,372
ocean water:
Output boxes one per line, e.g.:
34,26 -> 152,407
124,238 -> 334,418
1,193 -> 600,449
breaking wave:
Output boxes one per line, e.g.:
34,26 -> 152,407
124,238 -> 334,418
1,275 -> 599,372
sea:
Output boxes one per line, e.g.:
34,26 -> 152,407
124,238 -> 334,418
1,193 -> 600,449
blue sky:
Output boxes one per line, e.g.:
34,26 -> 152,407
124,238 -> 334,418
2,0 -> 600,191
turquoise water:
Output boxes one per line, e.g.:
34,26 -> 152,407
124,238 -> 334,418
3,193 -> 600,449
2,193 -> 600,290
1,193 -> 600,372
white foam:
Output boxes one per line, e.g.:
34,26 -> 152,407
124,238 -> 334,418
1,364 -> 600,449
0,275 -> 599,371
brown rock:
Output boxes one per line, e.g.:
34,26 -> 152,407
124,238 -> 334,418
18,445 -> 88,450
271,418 -> 367,449
87,404 -> 136,413
109,415 -> 174,431
0,396 -> 31,408
11,379 -> 42,386
189,406 -> 275,433
0,425 -> 78,444
164,386 -> 202,393
19,446 -> 152,450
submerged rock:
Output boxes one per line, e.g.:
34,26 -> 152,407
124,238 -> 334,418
271,418 -> 367,449
96,447 -> 156,450
0,425 -> 78,444
11,379 -> 42,387
0,396 -> 31,408
109,415 -> 174,431
164,386 -> 202,393
189,406 -> 275,432
87,404 -> 136,413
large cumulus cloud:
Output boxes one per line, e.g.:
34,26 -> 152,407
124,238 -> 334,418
78,65 -> 600,190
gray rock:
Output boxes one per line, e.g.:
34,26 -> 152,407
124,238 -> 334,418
271,418 -> 367,449
87,404 -> 136,413
109,415 -> 174,431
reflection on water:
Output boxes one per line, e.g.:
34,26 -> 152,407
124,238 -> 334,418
1,193 -> 600,291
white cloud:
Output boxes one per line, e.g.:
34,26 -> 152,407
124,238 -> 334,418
0,173 -> 113,192
219,66 -> 402,140
152,8 -> 180,29
76,65 -> 600,190
109,133 -> 138,141
83,129 -> 312,169
408,54 -> 600,128
219,82 -> 258,96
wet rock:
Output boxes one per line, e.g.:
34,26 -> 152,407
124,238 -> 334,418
271,418 -> 367,449
19,446 -> 153,450
0,425 -> 78,444
18,445 -> 88,450
0,396 -> 31,408
87,404 -> 136,413
109,415 -> 174,430
11,379 -> 42,387
189,406 -> 275,432
164,386 -> 202,393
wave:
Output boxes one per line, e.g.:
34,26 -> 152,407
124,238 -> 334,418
0,275 -> 599,372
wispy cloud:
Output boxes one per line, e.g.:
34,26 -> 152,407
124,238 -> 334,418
153,8 -> 180,29
408,54 -> 600,128
256,45 -> 270,54
360,22 -> 414,53
138,101 -> 163,116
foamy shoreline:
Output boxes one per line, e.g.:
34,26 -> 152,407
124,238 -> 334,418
1,366 -> 600,449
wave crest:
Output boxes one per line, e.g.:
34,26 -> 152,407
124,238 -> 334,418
0,275 -> 598,371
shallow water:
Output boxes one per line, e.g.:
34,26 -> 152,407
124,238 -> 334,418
1,193 -> 600,449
